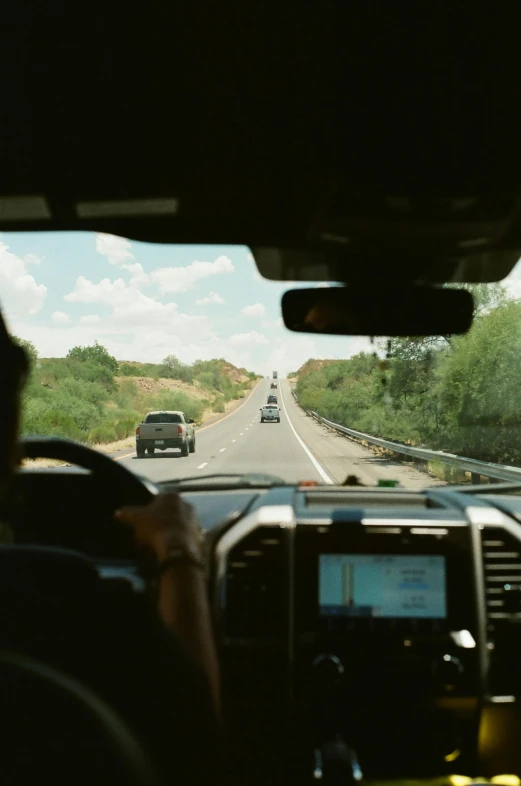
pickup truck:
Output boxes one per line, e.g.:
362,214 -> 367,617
136,411 -> 196,457
260,404 -> 280,423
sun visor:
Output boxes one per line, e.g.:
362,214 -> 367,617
252,247 -> 521,285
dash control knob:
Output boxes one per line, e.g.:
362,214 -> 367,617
434,654 -> 464,693
312,654 -> 345,683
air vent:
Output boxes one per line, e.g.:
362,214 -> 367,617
223,526 -> 286,641
482,526 -> 521,624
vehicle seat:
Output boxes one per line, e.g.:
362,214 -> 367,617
0,545 -> 221,786
0,649 -> 162,786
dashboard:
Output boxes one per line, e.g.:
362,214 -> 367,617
9,471 -> 521,784
210,485 -> 521,784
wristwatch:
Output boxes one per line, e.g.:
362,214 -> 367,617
156,544 -> 206,575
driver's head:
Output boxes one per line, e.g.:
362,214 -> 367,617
0,311 -> 29,496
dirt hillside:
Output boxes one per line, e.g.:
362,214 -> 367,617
115,376 -> 208,400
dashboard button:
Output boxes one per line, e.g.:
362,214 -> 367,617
503,583 -> 521,614
434,654 -> 464,693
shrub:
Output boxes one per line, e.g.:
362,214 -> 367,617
67,342 -> 118,376
87,424 -> 118,444
149,390 -> 204,422
213,396 -> 226,413
19,347 -> 256,445
119,363 -> 143,377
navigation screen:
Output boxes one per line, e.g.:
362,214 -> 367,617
319,554 -> 446,618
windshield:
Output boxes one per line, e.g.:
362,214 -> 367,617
4,231 -> 521,488
145,413 -> 182,424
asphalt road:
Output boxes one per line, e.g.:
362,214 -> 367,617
111,379 -> 441,488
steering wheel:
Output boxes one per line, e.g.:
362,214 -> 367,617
15,437 -> 160,565
21,436 -> 158,506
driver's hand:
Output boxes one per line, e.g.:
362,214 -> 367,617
115,493 -> 202,561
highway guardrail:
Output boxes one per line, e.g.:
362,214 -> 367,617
305,409 -> 521,485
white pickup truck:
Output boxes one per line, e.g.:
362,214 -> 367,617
136,411 -> 196,457
260,404 -> 280,423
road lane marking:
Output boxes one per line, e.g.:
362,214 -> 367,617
112,380 -> 263,461
197,462 -> 208,469
232,439 -> 236,442
279,382 -> 333,484
240,432 -> 243,435
219,448 -> 226,452
193,381 -> 261,434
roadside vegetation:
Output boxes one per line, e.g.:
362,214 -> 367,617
15,341 -> 259,445
293,284 -> 521,466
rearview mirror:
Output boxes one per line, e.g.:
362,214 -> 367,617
281,285 -> 473,336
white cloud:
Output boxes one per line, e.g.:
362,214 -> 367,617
65,276 -> 144,307
228,331 -> 268,347
80,314 -> 100,324
64,274 -> 209,334
5,237 -> 374,376
24,253 -> 42,265
0,239 -> 47,321
96,233 -> 134,265
58,271 -> 210,354
122,262 -> 150,288
241,302 -> 266,317
150,255 -> 234,294
111,300 -> 205,330
261,317 -> 285,329
51,311 -> 71,325
195,291 -> 225,306
256,334 -> 375,377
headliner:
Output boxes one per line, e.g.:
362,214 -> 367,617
1,3 -> 521,281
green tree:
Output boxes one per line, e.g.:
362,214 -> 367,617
67,341 -> 118,376
11,336 -> 38,368
160,355 -> 182,376
455,282 -> 508,315
158,354 -> 193,383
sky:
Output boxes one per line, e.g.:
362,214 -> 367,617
2,231 -> 521,377
0,232 -> 372,376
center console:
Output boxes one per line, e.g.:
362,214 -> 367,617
293,518 -> 484,779
214,490 -> 488,785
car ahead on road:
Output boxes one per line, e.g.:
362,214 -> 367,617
135,411 -> 195,457
267,394 -> 278,404
260,404 -> 280,423
270,382 -> 277,389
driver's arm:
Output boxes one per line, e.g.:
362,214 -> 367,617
115,494 -> 221,717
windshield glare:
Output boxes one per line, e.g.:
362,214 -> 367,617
4,232 -> 521,489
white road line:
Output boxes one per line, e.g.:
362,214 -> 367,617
279,382 -> 334,484
197,462 -> 208,469
219,448 -> 226,452
240,432 -> 244,436
232,439 -> 236,443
